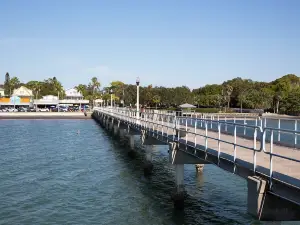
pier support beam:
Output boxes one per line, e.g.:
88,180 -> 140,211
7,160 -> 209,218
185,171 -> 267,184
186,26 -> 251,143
195,164 -> 204,172
105,119 -> 109,130
119,128 -> 125,139
172,164 -> 185,209
143,146 -> 154,176
127,135 -> 136,157
247,176 -> 267,219
113,124 -> 119,136
247,176 -> 300,221
108,121 -> 114,131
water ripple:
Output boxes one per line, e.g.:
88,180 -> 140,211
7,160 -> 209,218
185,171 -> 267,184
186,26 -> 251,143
0,119 -> 283,225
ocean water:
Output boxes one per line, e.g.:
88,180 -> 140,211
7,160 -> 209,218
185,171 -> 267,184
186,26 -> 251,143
0,119 -> 297,224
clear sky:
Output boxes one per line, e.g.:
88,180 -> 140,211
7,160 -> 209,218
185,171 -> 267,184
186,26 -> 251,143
0,0 -> 299,89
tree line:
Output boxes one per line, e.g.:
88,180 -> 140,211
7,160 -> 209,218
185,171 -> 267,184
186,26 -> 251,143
98,74 -> 300,115
2,72 -> 300,115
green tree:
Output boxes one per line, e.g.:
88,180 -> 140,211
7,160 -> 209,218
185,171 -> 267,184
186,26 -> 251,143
89,77 -> 101,107
223,84 -> 233,111
10,77 -> 21,94
4,72 -> 10,96
152,95 -> 161,109
75,84 -> 87,97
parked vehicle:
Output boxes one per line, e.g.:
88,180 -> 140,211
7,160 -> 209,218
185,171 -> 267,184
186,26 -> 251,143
59,107 -> 68,112
18,107 -> 27,112
7,108 -> 18,112
38,108 -> 49,112
28,107 -> 36,112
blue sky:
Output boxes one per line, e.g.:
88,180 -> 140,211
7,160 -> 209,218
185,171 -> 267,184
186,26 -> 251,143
0,0 -> 299,89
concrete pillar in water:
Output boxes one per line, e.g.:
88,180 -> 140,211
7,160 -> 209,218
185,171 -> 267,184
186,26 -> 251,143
105,119 -> 109,130
129,135 -> 134,149
113,124 -> 119,136
247,176 -> 267,219
119,128 -> 125,139
128,135 -> 135,157
172,164 -> 185,209
108,120 -> 114,131
195,164 -> 204,172
143,145 -> 153,176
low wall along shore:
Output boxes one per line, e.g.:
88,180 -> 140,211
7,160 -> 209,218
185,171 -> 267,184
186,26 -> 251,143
0,112 -> 92,119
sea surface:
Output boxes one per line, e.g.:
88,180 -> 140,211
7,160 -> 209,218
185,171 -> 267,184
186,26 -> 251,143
0,119 -> 297,224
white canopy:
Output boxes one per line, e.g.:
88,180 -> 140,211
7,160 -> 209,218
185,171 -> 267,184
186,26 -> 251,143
179,103 -> 196,108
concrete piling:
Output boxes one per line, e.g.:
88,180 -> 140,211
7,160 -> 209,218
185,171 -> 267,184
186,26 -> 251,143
171,164 -> 185,209
143,146 -> 154,176
195,164 -> 204,172
113,124 -> 119,136
127,135 -> 136,157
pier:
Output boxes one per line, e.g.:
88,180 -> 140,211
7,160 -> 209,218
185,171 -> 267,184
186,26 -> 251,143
92,107 -> 300,221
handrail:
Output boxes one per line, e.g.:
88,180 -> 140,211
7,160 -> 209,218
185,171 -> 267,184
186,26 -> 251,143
95,107 -> 300,190
97,107 -> 262,173
262,127 -> 300,189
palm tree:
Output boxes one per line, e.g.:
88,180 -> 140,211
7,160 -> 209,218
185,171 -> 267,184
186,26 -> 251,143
51,77 -> 64,99
152,95 -> 161,109
75,84 -> 86,98
274,93 -> 282,114
238,93 -> 246,113
91,77 -> 100,94
90,77 -> 101,108
10,77 -> 20,95
224,84 -> 233,111
31,81 -> 41,99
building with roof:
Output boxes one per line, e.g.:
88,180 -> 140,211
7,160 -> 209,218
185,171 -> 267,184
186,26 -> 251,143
0,87 -> 4,97
13,86 -> 33,97
60,88 -> 89,106
65,88 -> 83,100
0,86 -> 33,107
34,95 -> 59,106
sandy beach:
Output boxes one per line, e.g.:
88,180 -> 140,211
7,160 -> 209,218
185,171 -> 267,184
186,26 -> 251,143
0,112 -> 92,119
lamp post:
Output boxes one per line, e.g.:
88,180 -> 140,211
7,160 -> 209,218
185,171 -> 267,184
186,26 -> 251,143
109,89 -> 113,109
136,77 -> 140,119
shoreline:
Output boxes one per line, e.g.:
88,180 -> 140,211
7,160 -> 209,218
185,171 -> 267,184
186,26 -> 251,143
0,112 -> 92,120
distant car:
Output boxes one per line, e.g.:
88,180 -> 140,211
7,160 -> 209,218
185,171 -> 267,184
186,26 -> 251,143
7,108 -> 18,112
28,108 -> 36,112
38,108 -> 49,112
18,107 -> 27,112
59,107 -> 68,112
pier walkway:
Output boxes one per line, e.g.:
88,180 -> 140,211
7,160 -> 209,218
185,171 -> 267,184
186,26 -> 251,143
92,107 -> 300,221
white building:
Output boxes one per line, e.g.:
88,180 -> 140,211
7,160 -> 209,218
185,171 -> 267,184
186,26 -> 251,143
65,88 -> 83,100
42,95 -> 59,100
13,86 -> 33,97
0,87 -> 4,97
34,95 -> 59,106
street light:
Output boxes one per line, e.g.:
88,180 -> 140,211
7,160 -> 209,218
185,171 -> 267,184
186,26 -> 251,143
136,77 -> 140,119
109,89 -> 113,109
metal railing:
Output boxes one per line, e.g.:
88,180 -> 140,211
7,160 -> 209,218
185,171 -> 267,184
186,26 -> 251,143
262,127 -> 300,189
94,107 -> 300,190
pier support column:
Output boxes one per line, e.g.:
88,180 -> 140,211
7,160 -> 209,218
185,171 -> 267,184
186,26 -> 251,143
108,121 -> 114,131
195,164 -> 204,172
143,145 -> 154,176
119,128 -> 125,139
105,119 -> 109,130
247,176 -> 267,219
128,135 -> 135,157
113,124 -> 119,136
172,164 -> 185,209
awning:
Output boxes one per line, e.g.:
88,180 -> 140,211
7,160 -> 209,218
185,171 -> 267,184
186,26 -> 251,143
179,103 -> 196,108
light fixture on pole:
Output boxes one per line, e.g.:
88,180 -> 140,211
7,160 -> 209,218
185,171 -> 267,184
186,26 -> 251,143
109,89 -> 113,109
136,77 -> 140,119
